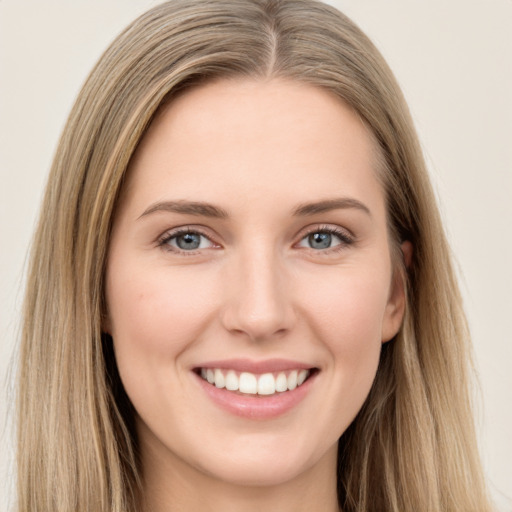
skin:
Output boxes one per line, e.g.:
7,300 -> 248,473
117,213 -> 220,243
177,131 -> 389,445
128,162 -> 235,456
105,79 -> 408,512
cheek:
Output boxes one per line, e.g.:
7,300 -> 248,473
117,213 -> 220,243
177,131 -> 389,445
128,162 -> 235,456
302,266 -> 389,343
106,262 -> 216,378
298,265 -> 389,388
282,264 -> 391,440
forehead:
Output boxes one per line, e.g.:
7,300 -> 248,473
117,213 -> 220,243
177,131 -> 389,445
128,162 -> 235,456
119,78 -> 385,220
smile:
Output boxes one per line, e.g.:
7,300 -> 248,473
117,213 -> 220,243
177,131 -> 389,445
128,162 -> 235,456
198,368 -> 311,396
193,359 -> 319,419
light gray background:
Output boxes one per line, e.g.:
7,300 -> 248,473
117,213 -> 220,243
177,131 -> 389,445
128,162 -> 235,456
1,1 -> 511,510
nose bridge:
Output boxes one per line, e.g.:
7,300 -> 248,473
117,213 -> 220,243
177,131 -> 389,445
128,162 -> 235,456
221,240 -> 294,341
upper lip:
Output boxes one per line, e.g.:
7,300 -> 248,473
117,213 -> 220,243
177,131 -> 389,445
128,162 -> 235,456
193,358 -> 316,374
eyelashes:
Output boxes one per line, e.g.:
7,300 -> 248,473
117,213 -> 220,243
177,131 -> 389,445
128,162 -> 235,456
158,228 -> 219,254
157,224 -> 355,256
296,225 -> 354,252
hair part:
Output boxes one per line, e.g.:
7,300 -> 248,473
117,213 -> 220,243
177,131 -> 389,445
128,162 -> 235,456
18,1 -> 491,510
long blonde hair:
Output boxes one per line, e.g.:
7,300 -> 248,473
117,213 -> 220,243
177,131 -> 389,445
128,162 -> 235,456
17,1 -> 491,510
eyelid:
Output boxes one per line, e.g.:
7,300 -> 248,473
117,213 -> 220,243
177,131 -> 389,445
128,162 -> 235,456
157,226 -> 221,254
295,224 -> 355,253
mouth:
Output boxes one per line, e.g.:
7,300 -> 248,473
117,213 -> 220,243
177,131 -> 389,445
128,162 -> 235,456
192,359 -> 319,419
195,367 -> 318,396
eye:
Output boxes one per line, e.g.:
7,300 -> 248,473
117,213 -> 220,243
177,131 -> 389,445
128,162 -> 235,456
159,228 -> 217,253
297,226 -> 353,251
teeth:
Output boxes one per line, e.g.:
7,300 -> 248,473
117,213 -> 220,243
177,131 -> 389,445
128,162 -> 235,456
225,370 -> 239,391
199,368 -> 311,395
239,372 -> 257,394
297,369 -> 308,386
214,369 -> 225,388
257,373 -> 275,395
275,372 -> 288,392
287,370 -> 298,390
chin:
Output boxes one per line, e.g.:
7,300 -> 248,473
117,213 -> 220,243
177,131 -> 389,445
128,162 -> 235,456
189,430 -> 337,488
200,452 -> 314,487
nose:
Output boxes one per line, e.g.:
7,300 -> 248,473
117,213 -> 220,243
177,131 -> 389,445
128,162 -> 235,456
220,245 -> 296,342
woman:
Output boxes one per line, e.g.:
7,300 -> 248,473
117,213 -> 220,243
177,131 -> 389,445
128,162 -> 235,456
17,0 -> 492,510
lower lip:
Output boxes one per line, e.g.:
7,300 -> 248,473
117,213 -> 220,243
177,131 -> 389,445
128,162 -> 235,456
194,372 -> 317,420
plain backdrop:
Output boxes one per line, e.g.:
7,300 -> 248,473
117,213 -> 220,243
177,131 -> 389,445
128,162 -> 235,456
1,1 -> 511,510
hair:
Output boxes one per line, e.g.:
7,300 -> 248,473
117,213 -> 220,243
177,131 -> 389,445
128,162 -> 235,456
17,0 -> 491,511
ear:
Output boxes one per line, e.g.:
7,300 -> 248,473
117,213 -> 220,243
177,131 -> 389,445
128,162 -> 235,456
381,241 -> 412,343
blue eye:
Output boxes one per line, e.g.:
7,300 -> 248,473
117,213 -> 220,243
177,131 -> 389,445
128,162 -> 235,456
160,229 -> 215,252
307,232 -> 336,249
298,227 -> 352,251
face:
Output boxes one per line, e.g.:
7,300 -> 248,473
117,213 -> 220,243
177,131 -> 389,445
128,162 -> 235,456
105,79 -> 406,489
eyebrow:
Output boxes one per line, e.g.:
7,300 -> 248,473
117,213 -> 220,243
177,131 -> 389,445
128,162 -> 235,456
292,197 -> 371,217
138,197 -> 371,220
139,200 -> 229,219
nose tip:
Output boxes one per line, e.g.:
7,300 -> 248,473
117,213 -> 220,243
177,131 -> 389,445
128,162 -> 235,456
220,253 -> 295,342
225,308 -> 289,342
